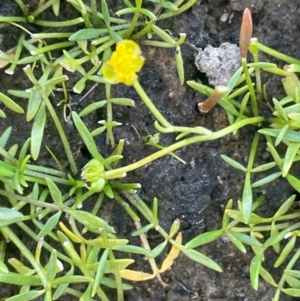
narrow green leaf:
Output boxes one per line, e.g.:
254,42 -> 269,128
110,98 -> 135,106
285,270 -> 300,279
227,231 -> 246,253
270,222 -> 280,253
46,250 -> 57,282
65,209 -> 114,233
0,127 -> 12,148
185,229 -> 223,249
180,248 -> 222,272
0,92 -> 24,114
151,24 -> 174,44
37,211 -> 62,239
282,142 -> 300,177
282,288 -> 300,297
52,0 -> 60,16
5,290 -> 45,301
0,208 -> 23,226
101,0 -> 110,25
131,223 -> 154,236
112,245 -> 151,256
0,260 -> 9,273
104,259 -> 134,273
285,275 -> 300,289
274,235 -> 296,268
91,248 -> 109,297
226,66 -> 243,95
251,172 -> 281,188
162,1 -> 178,10
259,266 -> 277,287
27,90 -> 42,121
31,102 -> 46,160
247,62 -> 277,68
152,197 -> 158,223
115,7 -> 136,16
286,173 -> 300,193
151,239 -> 168,258
264,227 -> 293,248
266,142 -> 282,167
250,250 -> 263,290
225,209 -> 267,224
242,173 -> 253,224
275,124 -> 289,146
169,219 -> 180,238
222,199 -> 233,228
0,272 -> 42,285
69,28 -> 105,41
221,155 -> 247,171
52,266 -> 74,300
273,98 -> 288,121
259,128 -> 300,143
175,46 -> 184,85
45,178 -> 63,206
230,231 -> 262,247
72,111 -> 102,160
53,275 -> 92,284
274,195 -> 296,218
140,8 -> 157,20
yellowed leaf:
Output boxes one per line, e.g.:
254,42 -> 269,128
159,232 -> 182,273
59,222 -> 82,243
119,269 -> 155,281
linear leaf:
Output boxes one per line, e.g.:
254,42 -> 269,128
221,155 -> 247,171
282,142 -> 300,177
185,229 -> 223,249
180,248 -> 222,272
112,245 -> 151,256
227,231 -> 246,253
45,178 -> 63,206
0,92 -> 24,113
0,272 -> 42,286
31,102 -> 46,160
91,248 -> 109,297
37,211 -> 61,239
250,250 -> 263,290
274,235 -> 296,267
5,290 -> 44,301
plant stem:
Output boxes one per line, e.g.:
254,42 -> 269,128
133,80 -> 171,128
105,116 -> 264,178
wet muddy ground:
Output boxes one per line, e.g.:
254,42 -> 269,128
1,0 -> 300,300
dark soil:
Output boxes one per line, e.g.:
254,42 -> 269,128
1,0 -> 300,300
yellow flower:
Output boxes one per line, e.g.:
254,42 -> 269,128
101,40 -> 145,86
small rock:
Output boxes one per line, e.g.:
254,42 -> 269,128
194,42 -> 241,86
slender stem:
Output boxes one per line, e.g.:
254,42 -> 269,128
105,84 -> 115,146
242,59 -> 258,116
124,8 -> 141,39
133,80 -> 171,128
0,189 -> 60,210
114,192 -> 140,221
105,116 -> 264,178
34,17 -> 84,27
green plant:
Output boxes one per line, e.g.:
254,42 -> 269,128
1,1 -> 300,301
